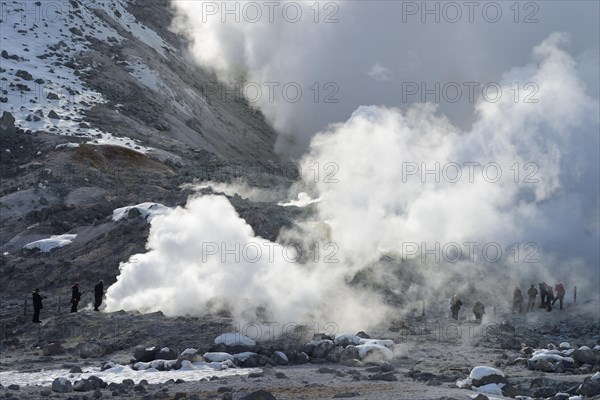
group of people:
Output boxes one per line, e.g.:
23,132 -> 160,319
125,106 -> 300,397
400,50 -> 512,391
449,282 -> 567,321
32,280 -> 104,323
514,282 -> 566,313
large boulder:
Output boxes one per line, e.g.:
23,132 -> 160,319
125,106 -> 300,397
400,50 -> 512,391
73,379 -> 94,392
272,351 -> 289,366
179,348 -> 203,363
87,376 -> 106,390
457,366 -> 514,397
577,373 -> 600,397
51,378 -> 72,393
77,342 -> 105,359
312,340 -> 335,359
156,347 -> 178,360
327,346 -> 343,363
573,348 -> 597,365
43,342 -> 65,356
240,390 -> 277,400
334,333 -> 362,347
0,111 -> 16,138
295,352 -> 310,364
134,346 -> 159,362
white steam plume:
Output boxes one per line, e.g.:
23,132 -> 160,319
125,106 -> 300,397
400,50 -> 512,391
298,33 -> 599,298
106,35 -> 598,327
170,1 -> 599,156
105,195 -> 391,330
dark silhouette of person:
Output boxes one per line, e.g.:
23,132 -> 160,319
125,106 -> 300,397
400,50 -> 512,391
450,295 -> 463,320
32,288 -> 43,323
94,280 -> 104,311
552,283 -> 565,310
546,286 -> 555,311
527,284 -> 538,312
513,287 -> 524,314
472,300 -> 485,321
71,283 -> 81,313
539,282 -> 548,308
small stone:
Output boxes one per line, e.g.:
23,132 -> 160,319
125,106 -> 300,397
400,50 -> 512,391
369,372 -> 397,382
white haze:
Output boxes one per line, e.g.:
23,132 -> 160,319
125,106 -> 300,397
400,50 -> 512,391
105,3 -> 599,329
170,1 -> 599,156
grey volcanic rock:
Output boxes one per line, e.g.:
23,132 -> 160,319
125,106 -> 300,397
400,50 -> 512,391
77,342 -> 105,358
0,111 -> 16,137
272,351 -> 289,366
573,348 -> 597,365
240,390 -> 277,400
156,347 -> 178,360
51,378 -> 72,393
134,345 -> 159,362
73,379 -> 94,392
312,340 -> 335,359
179,348 -> 203,363
578,375 -> 600,397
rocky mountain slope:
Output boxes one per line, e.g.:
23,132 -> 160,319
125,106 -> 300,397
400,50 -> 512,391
0,0 -> 298,297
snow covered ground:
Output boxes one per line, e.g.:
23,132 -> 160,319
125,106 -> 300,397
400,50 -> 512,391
112,202 -> 170,222
0,0 -> 156,152
0,362 -> 258,387
23,233 -> 77,252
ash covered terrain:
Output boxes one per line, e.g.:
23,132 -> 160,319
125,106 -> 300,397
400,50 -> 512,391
1,1 -> 599,400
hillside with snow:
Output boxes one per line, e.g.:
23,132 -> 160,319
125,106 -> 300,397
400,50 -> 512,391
0,0 -> 306,325
1,1 -> 599,399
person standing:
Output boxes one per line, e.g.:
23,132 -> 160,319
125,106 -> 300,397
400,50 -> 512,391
472,300 -> 485,321
32,288 -> 43,323
450,295 -> 463,320
513,287 -> 524,314
546,286 -> 555,311
553,283 -> 565,310
539,282 -> 548,308
527,284 -> 538,312
94,280 -> 104,311
70,283 -> 81,313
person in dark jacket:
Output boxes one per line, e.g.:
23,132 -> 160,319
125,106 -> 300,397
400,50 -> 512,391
539,282 -> 548,308
472,300 -> 485,321
71,283 -> 81,313
546,286 -> 555,311
513,287 -> 524,314
32,288 -> 43,323
527,284 -> 538,312
450,295 -> 463,320
94,280 -> 103,311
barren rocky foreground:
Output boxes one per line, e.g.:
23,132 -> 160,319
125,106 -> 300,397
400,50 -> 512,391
0,298 -> 599,399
